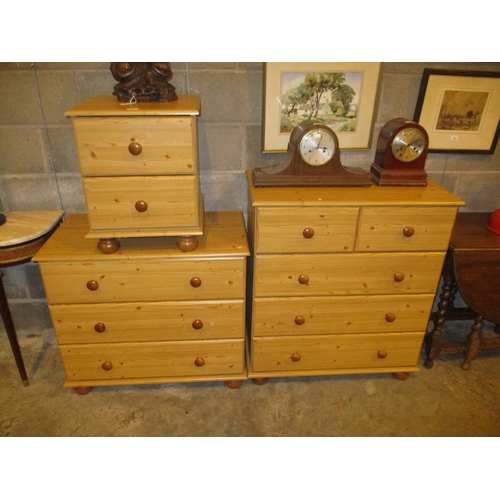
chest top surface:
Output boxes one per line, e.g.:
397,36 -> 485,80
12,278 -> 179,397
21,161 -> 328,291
33,212 -> 249,262
246,170 -> 465,208
64,95 -> 200,118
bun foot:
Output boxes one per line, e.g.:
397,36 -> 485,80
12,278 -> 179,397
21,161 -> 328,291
424,358 -> 434,369
177,236 -> 199,252
392,372 -> 410,381
224,380 -> 243,389
461,361 -> 471,371
252,378 -> 269,386
97,238 -> 120,254
74,386 -> 93,395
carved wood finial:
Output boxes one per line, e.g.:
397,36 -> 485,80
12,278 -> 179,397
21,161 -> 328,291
110,62 -> 178,103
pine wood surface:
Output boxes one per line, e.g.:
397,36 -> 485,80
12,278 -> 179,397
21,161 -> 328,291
253,294 -> 434,336
256,206 -> 359,253
246,170 -> 466,207
83,175 -> 199,231
65,94 -> 201,117
250,332 -> 423,373
60,338 -> 245,381
253,252 -> 445,297
73,116 -> 197,176
50,300 -> 245,344
33,212 -> 249,262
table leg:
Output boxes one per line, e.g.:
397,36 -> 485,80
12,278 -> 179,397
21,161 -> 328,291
461,315 -> 483,371
424,252 -> 454,369
0,271 -> 29,386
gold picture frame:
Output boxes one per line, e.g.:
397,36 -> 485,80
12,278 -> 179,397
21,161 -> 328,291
262,62 -> 381,153
414,69 -> 500,154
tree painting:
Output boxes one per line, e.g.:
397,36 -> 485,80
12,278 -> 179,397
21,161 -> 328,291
280,71 -> 362,134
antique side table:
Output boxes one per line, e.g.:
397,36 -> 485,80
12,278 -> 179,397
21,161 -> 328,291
424,212 -> 500,370
0,211 -> 64,385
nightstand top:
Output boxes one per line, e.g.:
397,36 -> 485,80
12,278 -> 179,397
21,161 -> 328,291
65,94 -> 200,117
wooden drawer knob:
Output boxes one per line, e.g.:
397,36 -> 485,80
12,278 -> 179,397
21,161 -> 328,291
102,361 -> 113,371
403,226 -> 415,237
393,272 -> 405,282
192,319 -> 203,330
294,315 -> 305,325
128,141 -> 142,155
94,322 -> 106,333
86,280 -> 99,291
291,352 -> 301,362
377,350 -> 388,359
302,227 -> 315,239
190,277 -> 202,288
298,274 -> 309,285
135,200 -> 148,212
194,357 -> 205,367
385,313 -> 396,323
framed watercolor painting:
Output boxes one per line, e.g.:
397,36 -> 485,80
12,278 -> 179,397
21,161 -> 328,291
262,62 -> 381,153
414,69 -> 500,154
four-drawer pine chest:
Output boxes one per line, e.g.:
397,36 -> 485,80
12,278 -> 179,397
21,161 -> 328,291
33,211 -> 249,394
64,95 -> 203,254
245,170 -> 465,384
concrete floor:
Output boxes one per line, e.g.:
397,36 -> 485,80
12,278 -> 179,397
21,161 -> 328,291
1,320 -> 500,437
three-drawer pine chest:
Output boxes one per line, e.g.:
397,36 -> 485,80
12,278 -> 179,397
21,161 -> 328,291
65,95 -> 203,254
245,170 -> 465,384
33,211 -> 249,394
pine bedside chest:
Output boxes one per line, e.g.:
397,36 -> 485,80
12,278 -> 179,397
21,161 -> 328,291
245,170 -> 465,384
33,211 -> 249,394
65,95 -> 203,254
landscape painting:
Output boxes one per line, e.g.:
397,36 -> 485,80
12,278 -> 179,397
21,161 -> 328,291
279,71 -> 363,134
436,89 -> 489,132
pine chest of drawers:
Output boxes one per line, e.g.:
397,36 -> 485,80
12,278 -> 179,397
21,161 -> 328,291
245,170 -> 465,383
33,211 -> 249,393
65,95 -> 203,254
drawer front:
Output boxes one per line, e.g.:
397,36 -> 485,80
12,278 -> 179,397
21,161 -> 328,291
255,207 -> 358,253
253,294 -> 434,337
50,300 -> 245,344
73,116 -> 196,176
254,252 -> 444,297
251,332 -> 423,373
356,207 -> 458,252
61,339 -> 245,381
40,258 -> 246,304
83,175 -> 200,231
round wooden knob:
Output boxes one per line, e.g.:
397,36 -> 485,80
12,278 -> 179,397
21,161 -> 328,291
102,361 -> 113,371
291,352 -> 301,362
190,277 -> 202,288
86,280 -> 99,291
403,226 -> 415,237
294,315 -> 305,325
393,272 -> 405,282
192,319 -> 203,330
298,274 -> 309,285
135,200 -> 148,212
302,227 -> 315,239
94,322 -> 106,333
128,141 -> 142,155
194,357 -> 205,367
385,313 -> 396,323
377,350 -> 388,359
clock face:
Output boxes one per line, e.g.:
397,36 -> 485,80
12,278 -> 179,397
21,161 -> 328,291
299,128 -> 336,166
391,127 -> 427,162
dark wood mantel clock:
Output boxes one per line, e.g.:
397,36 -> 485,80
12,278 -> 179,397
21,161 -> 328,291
370,118 -> 429,186
253,119 -> 371,187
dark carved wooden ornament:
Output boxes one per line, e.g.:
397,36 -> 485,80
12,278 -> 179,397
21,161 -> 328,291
110,63 -> 178,103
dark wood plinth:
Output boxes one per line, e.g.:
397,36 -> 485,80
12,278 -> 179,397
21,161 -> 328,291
425,212 -> 500,369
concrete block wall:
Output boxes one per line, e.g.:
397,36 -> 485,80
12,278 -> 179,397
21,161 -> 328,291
1,61 -> 500,336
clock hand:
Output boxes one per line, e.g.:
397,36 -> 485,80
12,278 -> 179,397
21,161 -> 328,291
316,131 -> 324,149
